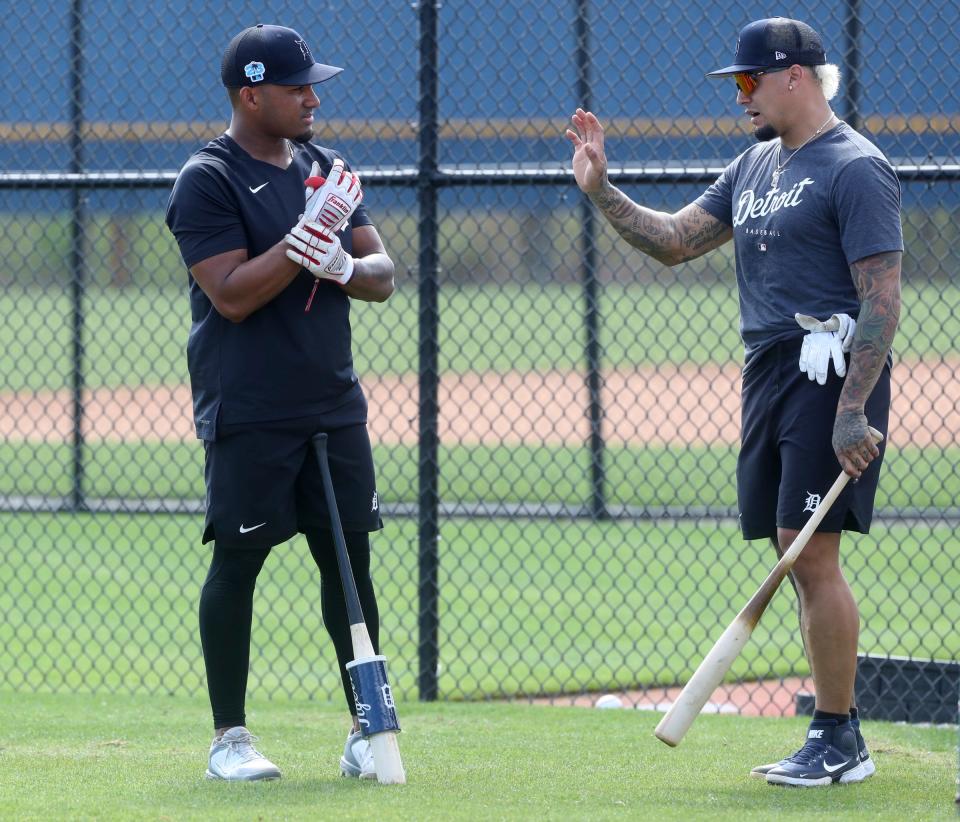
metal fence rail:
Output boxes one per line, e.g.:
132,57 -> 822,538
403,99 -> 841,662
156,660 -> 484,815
1,1 -> 957,718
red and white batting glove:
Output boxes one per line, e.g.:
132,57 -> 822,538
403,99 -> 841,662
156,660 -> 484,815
285,221 -> 355,285
303,158 -> 363,233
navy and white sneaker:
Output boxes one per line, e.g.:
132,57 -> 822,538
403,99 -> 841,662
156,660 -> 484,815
752,716 -> 874,781
765,719 -> 862,787
851,717 -> 875,779
750,756 -> 788,779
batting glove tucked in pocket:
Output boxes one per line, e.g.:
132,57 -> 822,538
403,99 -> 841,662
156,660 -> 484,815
285,221 -> 355,285
795,312 -> 857,385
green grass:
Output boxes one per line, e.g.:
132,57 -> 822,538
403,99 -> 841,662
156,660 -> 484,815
1,513 -> 957,702
0,278 -> 955,391
0,692 -> 954,820
3,439 -> 959,514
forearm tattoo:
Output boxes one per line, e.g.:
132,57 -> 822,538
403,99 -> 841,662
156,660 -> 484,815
588,185 -> 675,260
588,187 -> 728,263
835,251 -> 901,437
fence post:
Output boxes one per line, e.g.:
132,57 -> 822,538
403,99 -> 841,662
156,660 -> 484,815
574,0 -> 607,519
68,0 -> 87,512
842,0 -> 862,132
416,0 -> 441,702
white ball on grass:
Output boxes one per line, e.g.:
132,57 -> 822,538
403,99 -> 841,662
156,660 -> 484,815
594,693 -> 623,709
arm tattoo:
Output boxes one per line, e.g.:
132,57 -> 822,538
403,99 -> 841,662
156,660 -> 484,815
588,187 -> 730,264
589,184 -> 678,261
674,208 -> 732,262
837,250 -> 901,420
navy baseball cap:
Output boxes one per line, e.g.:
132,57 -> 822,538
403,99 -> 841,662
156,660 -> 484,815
221,24 -> 343,88
706,17 -> 827,76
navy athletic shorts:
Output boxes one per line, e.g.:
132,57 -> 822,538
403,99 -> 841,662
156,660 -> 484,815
202,411 -> 383,549
737,337 -> 891,540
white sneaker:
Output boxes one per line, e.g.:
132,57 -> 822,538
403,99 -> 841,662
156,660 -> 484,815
340,729 -> 376,779
205,726 -> 282,781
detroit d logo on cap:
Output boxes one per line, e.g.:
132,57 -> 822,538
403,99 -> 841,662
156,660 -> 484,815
244,61 -> 265,82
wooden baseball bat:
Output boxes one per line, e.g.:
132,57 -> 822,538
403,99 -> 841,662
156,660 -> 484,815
312,434 -> 406,784
654,427 -> 883,747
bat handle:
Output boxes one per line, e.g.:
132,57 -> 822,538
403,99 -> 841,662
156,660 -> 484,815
311,433 -> 366,627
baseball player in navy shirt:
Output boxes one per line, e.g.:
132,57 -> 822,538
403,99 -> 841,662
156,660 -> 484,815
567,17 -> 901,787
166,24 -> 395,782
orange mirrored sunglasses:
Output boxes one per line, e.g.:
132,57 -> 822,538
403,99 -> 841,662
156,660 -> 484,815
733,67 -> 789,95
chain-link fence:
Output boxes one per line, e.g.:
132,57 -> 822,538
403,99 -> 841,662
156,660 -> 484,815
1,1 -> 958,718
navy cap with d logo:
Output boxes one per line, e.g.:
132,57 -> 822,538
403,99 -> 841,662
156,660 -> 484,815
221,24 -> 343,87
706,17 -> 827,76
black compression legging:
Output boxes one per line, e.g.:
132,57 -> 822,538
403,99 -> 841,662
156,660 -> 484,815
306,528 -> 380,713
198,531 -> 380,729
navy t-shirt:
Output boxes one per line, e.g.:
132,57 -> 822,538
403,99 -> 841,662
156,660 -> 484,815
165,135 -> 373,439
695,122 -> 903,362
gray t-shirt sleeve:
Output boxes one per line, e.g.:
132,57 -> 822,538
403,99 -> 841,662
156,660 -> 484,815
833,155 -> 904,264
695,162 -> 736,226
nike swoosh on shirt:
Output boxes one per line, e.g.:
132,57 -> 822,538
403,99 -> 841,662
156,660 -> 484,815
239,522 -> 267,534
249,182 -> 269,193
823,759 -> 854,773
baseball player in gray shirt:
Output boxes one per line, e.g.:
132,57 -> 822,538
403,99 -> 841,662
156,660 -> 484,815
567,17 -> 901,787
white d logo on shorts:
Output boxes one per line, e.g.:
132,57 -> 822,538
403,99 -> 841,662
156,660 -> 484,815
803,492 -> 821,513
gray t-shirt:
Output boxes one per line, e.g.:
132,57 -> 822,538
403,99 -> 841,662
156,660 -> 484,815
695,121 -> 903,361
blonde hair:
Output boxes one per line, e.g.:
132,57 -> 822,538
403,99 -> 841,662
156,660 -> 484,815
812,64 -> 841,101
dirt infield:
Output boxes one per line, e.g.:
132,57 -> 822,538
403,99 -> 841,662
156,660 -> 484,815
524,675 -> 814,718
2,358 -> 957,448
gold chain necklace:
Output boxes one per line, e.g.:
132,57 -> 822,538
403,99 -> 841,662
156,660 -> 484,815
771,112 -> 836,190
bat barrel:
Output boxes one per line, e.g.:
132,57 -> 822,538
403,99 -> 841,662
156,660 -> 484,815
654,619 -> 752,746
370,733 -> 406,784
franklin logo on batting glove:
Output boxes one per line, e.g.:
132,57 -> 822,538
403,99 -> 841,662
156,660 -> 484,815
303,158 -> 363,233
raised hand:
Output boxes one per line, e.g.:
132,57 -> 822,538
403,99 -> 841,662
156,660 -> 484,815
565,108 -> 610,194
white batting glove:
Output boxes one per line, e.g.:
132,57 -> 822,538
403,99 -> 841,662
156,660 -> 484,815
832,312 -> 857,353
285,221 -> 355,285
302,158 -> 362,233
795,312 -> 857,385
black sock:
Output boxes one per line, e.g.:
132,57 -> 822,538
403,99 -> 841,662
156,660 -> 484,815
813,709 -> 850,724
